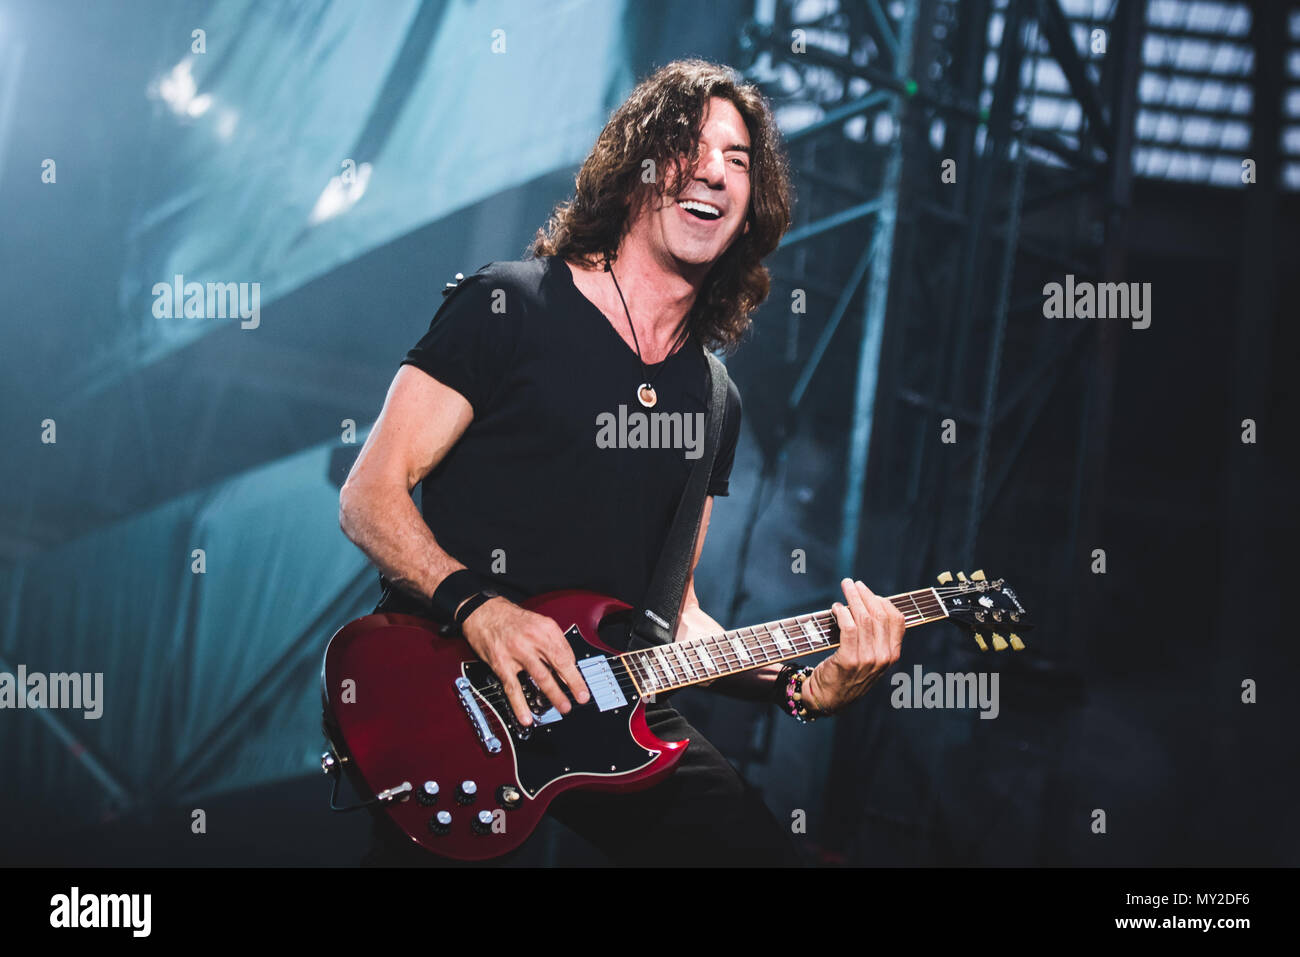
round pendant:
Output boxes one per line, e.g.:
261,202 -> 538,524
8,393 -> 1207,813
637,383 -> 657,408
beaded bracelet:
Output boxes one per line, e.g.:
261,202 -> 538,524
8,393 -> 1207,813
781,665 -> 828,723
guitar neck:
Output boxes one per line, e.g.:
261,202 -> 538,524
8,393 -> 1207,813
620,587 -> 948,695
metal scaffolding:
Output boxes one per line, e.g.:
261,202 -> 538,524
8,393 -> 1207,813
729,0 -> 1292,861
737,0 -> 1129,638
727,0 -> 1143,835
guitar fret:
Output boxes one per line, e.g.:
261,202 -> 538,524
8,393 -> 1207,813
905,592 -> 924,623
929,592 -> 944,618
730,635 -> 752,665
649,651 -> 670,688
801,618 -> 825,646
654,646 -> 680,685
652,653 -> 670,689
771,623 -> 793,653
634,653 -> 658,691
741,630 -> 757,663
709,635 -> 733,674
672,643 -> 696,679
618,582 -> 979,697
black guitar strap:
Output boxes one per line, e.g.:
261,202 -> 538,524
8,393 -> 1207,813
627,347 -> 731,652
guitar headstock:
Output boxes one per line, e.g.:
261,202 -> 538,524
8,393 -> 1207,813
934,570 -> 1031,652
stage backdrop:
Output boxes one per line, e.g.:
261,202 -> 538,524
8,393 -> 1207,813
0,0 -> 750,843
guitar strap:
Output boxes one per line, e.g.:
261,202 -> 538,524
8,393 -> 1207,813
626,347 -> 731,653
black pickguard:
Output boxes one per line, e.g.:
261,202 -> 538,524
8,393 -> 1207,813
462,625 -> 657,796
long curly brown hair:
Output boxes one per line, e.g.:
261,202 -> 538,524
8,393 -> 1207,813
530,59 -> 792,352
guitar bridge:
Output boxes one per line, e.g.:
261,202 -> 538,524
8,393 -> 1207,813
455,676 -> 502,754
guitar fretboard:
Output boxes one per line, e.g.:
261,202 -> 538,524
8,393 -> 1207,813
621,587 -> 948,695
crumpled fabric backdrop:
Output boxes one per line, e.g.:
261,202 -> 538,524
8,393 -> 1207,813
0,0 -> 750,842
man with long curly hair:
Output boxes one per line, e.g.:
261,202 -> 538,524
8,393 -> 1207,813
339,59 -> 905,866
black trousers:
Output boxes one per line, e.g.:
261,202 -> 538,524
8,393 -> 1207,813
359,700 -> 807,867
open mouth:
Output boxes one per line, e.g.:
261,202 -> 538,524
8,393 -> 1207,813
677,199 -> 723,221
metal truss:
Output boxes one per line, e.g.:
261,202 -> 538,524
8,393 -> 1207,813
723,0 -> 1151,797
738,0 -> 1145,619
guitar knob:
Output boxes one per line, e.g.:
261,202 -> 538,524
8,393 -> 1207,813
497,784 -> 522,810
970,569 -> 986,581
1009,633 -> 1026,650
471,809 -> 495,835
973,634 -> 989,652
456,780 -> 478,805
417,780 -> 439,806
991,633 -> 1008,651
937,571 -> 953,584
427,810 -> 452,836
957,572 -> 968,583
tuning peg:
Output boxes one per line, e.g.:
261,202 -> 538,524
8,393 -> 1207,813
957,571 -> 968,582
937,571 -> 953,584
970,569 -> 985,581
972,634 -> 988,652
1009,633 -> 1025,650
991,633 -> 1008,651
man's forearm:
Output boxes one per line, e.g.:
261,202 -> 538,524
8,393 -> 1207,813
338,480 -> 463,602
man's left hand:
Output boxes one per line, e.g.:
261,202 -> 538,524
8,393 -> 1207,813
803,578 -> 904,715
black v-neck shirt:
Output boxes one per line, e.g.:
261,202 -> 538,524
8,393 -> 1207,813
398,255 -> 742,615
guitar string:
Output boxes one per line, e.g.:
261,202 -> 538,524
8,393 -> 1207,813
470,584 -> 984,701
470,617 -> 977,716
471,626 -> 868,717
467,602 -> 974,715
474,592 -> 996,707
464,586 -> 1014,714
469,614 -> 854,714
477,624 -> 1013,717
469,590 -> 991,707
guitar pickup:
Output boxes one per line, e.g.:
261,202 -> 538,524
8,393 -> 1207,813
522,677 -> 565,725
577,655 -> 627,712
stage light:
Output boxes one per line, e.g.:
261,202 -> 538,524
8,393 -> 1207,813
308,162 -> 372,225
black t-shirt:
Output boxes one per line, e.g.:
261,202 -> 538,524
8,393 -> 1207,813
397,254 -> 742,618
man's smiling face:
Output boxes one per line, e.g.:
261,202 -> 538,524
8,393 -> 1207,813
635,96 -> 752,271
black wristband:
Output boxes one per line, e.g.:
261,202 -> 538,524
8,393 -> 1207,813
438,589 -> 500,638
429,568 -> 490,623
455,590 -> 499,626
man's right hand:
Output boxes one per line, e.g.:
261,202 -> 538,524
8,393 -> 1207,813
459,597 -> 592,727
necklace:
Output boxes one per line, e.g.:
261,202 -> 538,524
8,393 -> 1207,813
604,256 -> 688,409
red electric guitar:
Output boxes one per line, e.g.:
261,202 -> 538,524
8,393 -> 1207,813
320,570 -> 1029,861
